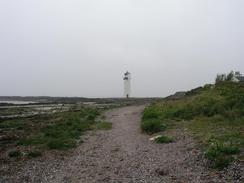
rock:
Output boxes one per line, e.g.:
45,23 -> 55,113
149,135 -> 162,141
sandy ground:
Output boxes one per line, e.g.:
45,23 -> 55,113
0,105 -> 243,183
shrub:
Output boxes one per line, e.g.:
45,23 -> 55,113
155,136 -> 174,144
142,108 -> 160,120
213,156 -> 234,170
219,145 -> 240,155
205,143 -> 240,169
141,119 -> 166,134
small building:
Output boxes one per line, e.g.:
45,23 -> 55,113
216,71 -> 244,83
232,71 -> 244,83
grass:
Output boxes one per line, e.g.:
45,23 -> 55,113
142,82 -> 244,169
92,121 -> 112,130
17,108 -> 100,150
46,139 -> 77,150
188,116 -> 243,169
155,136 -> 174,144
205,143 -> 239,169
18,112 -> 95,150
1,106 -> 108,156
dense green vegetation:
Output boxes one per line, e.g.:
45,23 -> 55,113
141,119 -> 166,134
142,82 -> 244,169
1,106 -> 112,158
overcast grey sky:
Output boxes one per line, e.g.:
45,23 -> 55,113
0,0 -> 243,98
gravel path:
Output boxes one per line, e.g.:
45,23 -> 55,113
1,105 -> 243,183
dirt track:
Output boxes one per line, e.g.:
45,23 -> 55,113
1,106 -> 242,183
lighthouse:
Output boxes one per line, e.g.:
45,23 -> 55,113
123,71 -> 131,98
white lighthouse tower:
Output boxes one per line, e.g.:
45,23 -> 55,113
123,71 -> 131,98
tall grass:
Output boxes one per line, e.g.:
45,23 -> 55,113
142,82 -> 244,169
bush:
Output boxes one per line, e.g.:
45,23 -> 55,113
141,119 -> 166,134
155,136 -> 174,143
142,108 -> 160,120
8,150 -> 22,158
205,143 -> 240,169
211,155 -> 234,170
